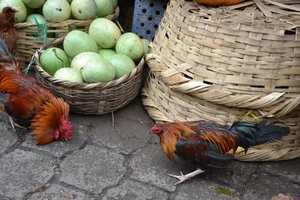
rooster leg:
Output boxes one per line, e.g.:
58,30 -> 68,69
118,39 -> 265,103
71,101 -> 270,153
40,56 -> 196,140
168,169 -> 205,185
9,117 -> 27,131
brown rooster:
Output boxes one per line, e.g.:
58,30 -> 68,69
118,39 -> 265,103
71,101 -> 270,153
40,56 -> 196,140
0,39 -> 72,145
150,120 -> 289,185
0,7 -> 18,55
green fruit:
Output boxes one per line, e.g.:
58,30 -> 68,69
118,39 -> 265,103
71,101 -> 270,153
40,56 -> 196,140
54,67 -> 84,83
98,49 -> 116,60
71,52 -> 102,73
42,0 -> 71,22
82,57 -> 115,83
22,0 -> 45,9
94,0 -> 114,18
40,47 -> 70,76
109,54 -> 135,79
115,32 -> 144,60
71,0 -> 97,20
88,18 -> 121,49
141,39 -> 150,54
63,30 -> 98,59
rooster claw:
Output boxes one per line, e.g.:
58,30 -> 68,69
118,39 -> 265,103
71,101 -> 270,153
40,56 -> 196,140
168,169 -> 205,185
9,117 -> 27,131
168,171 -> 188,185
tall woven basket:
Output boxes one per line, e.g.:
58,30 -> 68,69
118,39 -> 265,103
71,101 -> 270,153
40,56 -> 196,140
142,0 -> 300,161
15,6 -> 119,68
149,0 -> 300,117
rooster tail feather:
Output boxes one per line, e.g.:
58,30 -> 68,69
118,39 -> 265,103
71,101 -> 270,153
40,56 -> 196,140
228,120 -> 290,152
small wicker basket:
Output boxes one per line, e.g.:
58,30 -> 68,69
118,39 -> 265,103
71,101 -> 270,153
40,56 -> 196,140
148,0 -> 300,117
34,37 -> 145,115
15,6 -> 120,68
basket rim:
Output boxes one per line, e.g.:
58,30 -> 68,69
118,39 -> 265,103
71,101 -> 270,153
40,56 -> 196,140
14,6 -> 120,29
34,45 -> 145,90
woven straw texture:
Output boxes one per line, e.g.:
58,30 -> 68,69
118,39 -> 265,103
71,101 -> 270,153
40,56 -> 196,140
14,6 -> 120,68
142,0 -> 300,161
148,0 -> 300,117
34,37 -> 144,115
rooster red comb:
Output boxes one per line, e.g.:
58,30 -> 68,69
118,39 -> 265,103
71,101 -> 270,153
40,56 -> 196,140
55,116 -> 73,141
2,7 -> 18,13
150,124 -> 163,135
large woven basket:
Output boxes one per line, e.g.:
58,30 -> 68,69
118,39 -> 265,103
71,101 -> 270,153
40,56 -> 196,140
142,66 -> 300,161
15,6 -> 120,68
34,37 -> 144,115
142,0 -> 300,161
148,0 -> 300,117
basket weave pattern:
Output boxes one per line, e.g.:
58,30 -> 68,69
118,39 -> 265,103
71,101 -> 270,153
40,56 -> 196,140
142,0 -> 300,161
148,0 -> 300,117
15,6 -> 120,68
34,37 -> 144,115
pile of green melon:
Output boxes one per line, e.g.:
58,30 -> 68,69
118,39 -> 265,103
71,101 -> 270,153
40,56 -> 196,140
0,0 -> 118,22
39,18 -> 149,83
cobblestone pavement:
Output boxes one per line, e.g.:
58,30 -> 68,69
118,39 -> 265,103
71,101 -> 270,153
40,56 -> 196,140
0,95 -> 299,200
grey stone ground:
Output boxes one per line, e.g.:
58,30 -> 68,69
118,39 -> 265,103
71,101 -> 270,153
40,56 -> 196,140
0,94 -> 299,200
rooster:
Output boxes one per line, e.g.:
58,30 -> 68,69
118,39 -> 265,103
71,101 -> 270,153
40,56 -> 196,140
150,120 -> 289,185
0,39 -> 72,145
0,7 -> 18,55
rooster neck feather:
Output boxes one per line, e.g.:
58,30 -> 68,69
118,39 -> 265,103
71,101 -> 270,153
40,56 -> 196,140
29,97 -> 70,145
159,121 -> 238,158
159,122 -> 197,161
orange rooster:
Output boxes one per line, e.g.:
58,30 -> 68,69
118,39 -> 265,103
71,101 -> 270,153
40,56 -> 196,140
0,7 -> 18,55
0,39 -> 72,145
150,120 -> 289,185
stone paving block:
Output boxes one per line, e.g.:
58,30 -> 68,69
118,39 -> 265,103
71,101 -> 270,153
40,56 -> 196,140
0,120 -> 18,153
260,159 -> 300,184
113,96 -> 154,124
243,172 -> 300,200
73,111 -> 153,155
0,149 -> 55,199
174,181 -> 240,200
103,179 -> 169,200
129,145 -> 179,192
22,118 -> 88,158
59,144 -> 126,194
28,183 -> 98,200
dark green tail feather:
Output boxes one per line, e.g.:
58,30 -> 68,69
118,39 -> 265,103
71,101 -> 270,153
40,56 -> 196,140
228,120 -> 290,153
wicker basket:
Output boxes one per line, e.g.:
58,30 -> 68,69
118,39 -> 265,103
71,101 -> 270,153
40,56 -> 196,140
148,0 -> 300,117
33,37 -> 145,115
15,6 -> 120,68
142,67 -> 300,161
